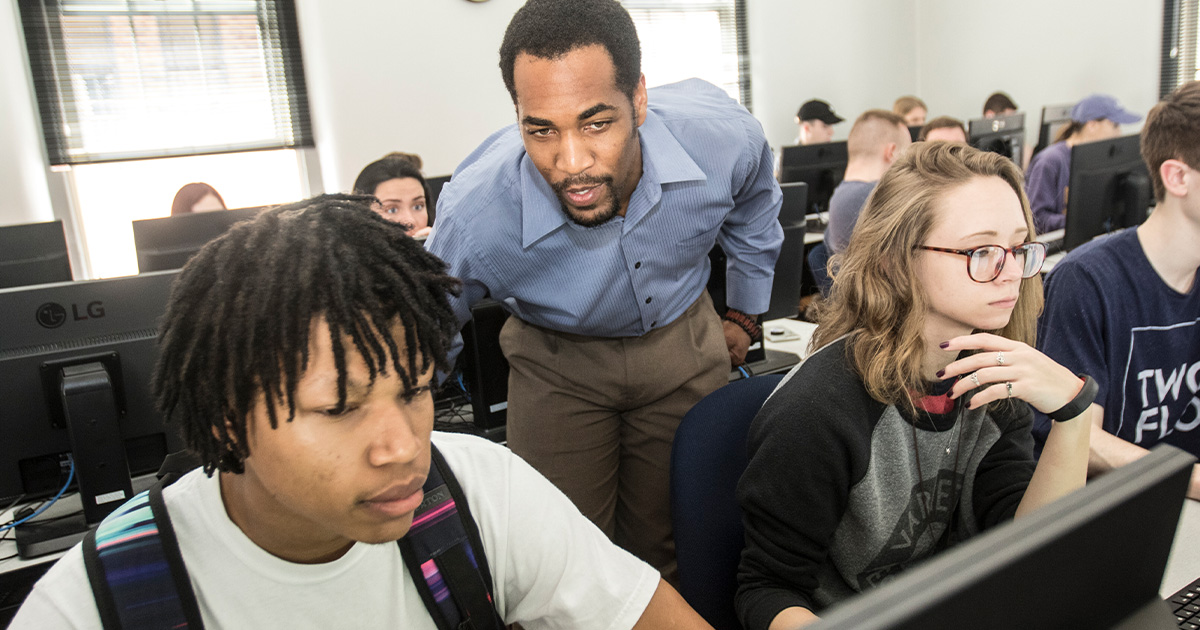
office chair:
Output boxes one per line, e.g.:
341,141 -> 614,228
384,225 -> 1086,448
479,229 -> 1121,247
807,241 -> 832,298
670,374 -> 785,630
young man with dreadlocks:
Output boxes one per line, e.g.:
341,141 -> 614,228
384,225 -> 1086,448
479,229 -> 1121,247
11,195 -> 712,629
426,0 -> 783,580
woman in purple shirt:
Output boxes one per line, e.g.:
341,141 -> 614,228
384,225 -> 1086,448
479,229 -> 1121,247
1025,94 -> 1140,235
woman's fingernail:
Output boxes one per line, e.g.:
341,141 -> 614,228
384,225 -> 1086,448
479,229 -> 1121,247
939,341 -> 950,349
935,369 -> 945,378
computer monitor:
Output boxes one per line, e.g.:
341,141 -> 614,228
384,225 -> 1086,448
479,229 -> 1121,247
907,125 -> 922,143
1033,103 -> 1074,159
426,174 -> 451,219
778,142 -> 848,215
1063,134 -> 1152,252
0,271 -> 184,558
132,206 -> 265,273
968,112 -> 1025,165
810,445 -> 1195,630
0,220 -> 72,290
778,182 -> 810,227
761,222 -> 806,322
456,298 -> 510,436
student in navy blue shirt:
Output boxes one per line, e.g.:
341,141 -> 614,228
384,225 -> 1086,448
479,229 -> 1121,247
425,0 -> 782,580
1035,81 -> 1200,500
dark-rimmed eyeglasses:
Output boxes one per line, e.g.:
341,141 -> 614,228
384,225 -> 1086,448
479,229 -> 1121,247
916,242 -> 1047,283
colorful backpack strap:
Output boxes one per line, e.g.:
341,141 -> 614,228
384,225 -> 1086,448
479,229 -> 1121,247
399,444 -> 504,630
82,480 -> 204,630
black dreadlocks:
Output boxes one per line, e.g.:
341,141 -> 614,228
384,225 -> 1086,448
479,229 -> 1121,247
152,194 -> 462,474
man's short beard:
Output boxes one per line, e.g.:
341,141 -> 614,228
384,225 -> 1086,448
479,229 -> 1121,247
552,174 -> 623,228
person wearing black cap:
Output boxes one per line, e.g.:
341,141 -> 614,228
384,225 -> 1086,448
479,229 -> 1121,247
795,99 -> 844,145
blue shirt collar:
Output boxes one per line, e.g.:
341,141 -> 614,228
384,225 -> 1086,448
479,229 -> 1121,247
520,108 -> 708,248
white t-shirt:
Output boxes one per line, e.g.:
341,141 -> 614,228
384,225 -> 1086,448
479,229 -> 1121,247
11,432 -> 659,629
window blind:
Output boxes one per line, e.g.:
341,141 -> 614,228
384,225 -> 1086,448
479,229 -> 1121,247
620,0 -> 752,111
1162,0 -> 1198,98
19,0 -> 313,166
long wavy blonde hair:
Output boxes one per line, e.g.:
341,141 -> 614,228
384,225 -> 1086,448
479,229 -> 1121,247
812,142 -> 1044,411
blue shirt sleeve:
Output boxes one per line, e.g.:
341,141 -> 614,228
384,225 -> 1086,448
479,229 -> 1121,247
719,122 -> 784,315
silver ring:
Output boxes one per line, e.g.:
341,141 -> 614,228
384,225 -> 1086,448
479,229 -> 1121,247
997,352 -> 1005,366
969,372 -> 980,387
1006,382 -> 1014,398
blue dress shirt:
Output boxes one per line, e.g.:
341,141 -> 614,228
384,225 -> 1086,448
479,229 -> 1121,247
426,79 -> 783,345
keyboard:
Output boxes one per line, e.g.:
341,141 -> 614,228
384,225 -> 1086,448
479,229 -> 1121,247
1168,576 -> 1200,629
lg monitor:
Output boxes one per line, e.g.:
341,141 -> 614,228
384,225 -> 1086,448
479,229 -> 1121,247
968,112 -> 1025,165
0,220 -> 72,290
778,142 -> 848,216
0,271 -> 184,558
1033,103 -> 1075,158
132,206 -> 265,273
1063,134 -> 1152,252
811,445 -> 1195,630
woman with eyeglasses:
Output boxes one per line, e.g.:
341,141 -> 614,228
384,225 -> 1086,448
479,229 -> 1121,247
353,156 -> 433,239
735,143 -> 1095,630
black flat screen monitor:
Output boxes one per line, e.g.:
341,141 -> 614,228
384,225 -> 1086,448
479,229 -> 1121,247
0,220 -> 72,290
811,445 -> 1195,630
457,298 -> 510,435
761,222 -> 806,322
968,112 -> 1025,164
778,142 -> 848,215
0,271 -> 184,558
778,182 -> 810,227
426,174 -> 451,219
132,206 -> 265,273
1063,134 -> 1152,252
1034,103 -> 1074,158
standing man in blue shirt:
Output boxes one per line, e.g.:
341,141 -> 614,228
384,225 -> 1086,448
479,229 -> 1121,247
426,0 -> 782,579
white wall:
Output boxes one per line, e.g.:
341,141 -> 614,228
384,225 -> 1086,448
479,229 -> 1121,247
747,0 -> 919,150
295,0 -> 525,189
915,0 -> 1162,145
0,0 -> 1174,229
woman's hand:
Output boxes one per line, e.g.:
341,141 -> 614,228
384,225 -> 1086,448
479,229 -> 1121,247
937,332 -> 1084,414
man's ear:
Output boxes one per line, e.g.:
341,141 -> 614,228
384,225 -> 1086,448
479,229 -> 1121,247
634,74 -> 648,127
883,142 -> 899,164
1160,159 -> 1190,199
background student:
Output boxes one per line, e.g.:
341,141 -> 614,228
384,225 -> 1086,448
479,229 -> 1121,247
1025,93 -> 1141,233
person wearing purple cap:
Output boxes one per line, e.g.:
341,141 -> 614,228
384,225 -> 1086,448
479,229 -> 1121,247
1024,93 -> 1142,234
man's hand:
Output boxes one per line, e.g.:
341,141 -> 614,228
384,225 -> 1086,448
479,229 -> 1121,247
723,320 -> 751,367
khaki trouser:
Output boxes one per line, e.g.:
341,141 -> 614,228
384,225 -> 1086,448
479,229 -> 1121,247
500,292 -> 728,581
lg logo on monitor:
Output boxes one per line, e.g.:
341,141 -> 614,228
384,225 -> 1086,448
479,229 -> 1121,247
36,301 -> 106,329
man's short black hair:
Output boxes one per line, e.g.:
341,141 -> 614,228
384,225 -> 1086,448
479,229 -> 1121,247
499,0 -> 642,104
152,195 -> 461,474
